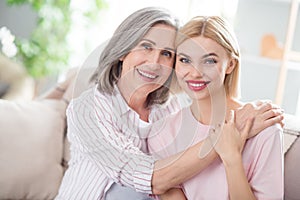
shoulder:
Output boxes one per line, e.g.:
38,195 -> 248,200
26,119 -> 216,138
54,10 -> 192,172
151,93 -> 190,118
67,85 -> 113,115
260,123 -> 283,138
249,123 -> 283,146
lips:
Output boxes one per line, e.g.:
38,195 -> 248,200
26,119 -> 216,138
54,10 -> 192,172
137,69 -> 159,80
186,80 -> 210,91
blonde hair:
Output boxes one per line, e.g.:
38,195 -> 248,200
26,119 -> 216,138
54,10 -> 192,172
176,16 -> 241,98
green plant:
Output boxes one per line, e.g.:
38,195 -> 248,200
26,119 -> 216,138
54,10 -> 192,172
6,0 -> 106,78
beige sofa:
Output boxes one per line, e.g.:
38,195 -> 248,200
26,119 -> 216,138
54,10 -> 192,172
0,67 -> 299,199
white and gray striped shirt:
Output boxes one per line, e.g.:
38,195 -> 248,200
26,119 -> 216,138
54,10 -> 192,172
55,85 -> 181,200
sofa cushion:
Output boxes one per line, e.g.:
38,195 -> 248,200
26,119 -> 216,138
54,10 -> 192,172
0,99 -> 66,199
283,114 -> 300,200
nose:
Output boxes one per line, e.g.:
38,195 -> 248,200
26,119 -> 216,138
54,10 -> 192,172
190,64 -> 204,77
148,49 -> 162,69
150,49 -> 161,63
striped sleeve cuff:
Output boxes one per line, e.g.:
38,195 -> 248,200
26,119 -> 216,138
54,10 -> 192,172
133,156 -> 155,194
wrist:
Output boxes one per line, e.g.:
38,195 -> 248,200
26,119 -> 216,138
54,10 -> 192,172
220,152 -> 242,168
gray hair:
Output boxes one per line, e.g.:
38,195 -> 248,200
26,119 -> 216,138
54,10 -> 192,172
90,7 -> 180,107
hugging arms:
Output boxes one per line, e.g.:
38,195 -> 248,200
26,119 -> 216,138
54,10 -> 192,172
55,7 -> 284,200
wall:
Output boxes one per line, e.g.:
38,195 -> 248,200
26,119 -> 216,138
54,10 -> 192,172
0,1 -> 37,39
235,0 -> 300,116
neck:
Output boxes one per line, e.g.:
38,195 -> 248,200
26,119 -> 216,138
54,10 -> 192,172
190,89 -> 228,125
117,82 -> 150,121
190,96 -> 243,125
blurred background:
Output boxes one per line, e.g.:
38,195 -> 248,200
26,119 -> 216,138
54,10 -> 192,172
0,0 -> 299,116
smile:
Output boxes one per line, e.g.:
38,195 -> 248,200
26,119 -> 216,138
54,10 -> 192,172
137,69 -> 159,80
186,80 -> 210,91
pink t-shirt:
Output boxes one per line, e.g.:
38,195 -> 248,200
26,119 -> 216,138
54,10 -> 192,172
148,107 -> 283,200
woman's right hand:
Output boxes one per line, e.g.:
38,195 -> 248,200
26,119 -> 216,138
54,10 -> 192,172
235,100 -> 284,138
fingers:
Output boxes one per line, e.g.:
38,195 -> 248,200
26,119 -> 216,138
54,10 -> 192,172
257,102 -> 282,114
255,99 -> 271,106
226,110 -> 235,124
241,118 -> 253,139
261,108 -> 284,120
263,115 -> 284,128
257,102 -> 273,113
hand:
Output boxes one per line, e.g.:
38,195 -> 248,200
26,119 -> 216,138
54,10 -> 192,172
235,100 -> 284,138
211,110 -> 253,163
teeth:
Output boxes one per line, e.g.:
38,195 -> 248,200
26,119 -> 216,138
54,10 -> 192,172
138,69 -> 157,79
189,83 -> 205,87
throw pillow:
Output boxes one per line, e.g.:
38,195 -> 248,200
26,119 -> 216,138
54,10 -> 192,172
0,99 -> 66,199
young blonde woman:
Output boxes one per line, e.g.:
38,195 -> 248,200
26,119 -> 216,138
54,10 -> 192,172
56,8 -> 283,199
148,16 -> 283,200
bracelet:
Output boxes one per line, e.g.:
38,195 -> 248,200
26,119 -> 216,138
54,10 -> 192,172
55,86 -> 66,93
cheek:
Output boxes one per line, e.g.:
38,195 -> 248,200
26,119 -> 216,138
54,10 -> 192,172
123,51 -> 144,66
205,65 -> 226,81
161,66 -> 173,80
160,57 -> 175,70
175,64 -> 188,78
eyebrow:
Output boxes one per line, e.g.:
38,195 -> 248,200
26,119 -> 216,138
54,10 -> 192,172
141,38 -> 156,45
201,53 -> 218,58
177,52 -> 218,59
177,52 -> 190,59
141,39 -> 176,52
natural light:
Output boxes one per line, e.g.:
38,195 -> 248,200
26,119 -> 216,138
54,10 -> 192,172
67,0 -> 239,68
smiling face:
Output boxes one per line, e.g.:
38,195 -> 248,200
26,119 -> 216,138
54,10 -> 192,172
175,35 -> 235,101
118,23 -> 176,98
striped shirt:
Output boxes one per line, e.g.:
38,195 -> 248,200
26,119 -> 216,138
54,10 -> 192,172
55,84 -> 181,200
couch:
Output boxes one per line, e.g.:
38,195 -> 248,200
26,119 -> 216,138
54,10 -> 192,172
0,66 -> 299,200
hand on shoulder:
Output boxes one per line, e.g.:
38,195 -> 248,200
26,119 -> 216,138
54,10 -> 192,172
235,99 -> 284,138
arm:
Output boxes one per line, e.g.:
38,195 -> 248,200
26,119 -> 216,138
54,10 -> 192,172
69,92 -> 219,195
217,112 -> 283,200
159,188 -> 187,200
247,125 -> 284,199
223,154 -> 256,200
152,139 -> 218,194
213,110 -> 256,200
151,101 -> 284,195
67,97 -> 155,194
70,93 -> 283,195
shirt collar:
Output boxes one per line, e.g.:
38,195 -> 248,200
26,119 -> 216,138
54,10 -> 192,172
112,84 -> 131,116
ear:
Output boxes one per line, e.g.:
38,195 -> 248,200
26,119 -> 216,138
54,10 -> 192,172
226,58 -> 236,74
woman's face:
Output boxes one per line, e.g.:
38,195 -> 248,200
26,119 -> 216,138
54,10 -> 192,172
175,36 -> 233,101
119,23 -> 176,95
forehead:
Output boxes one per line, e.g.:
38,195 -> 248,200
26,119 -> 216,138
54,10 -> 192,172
143,24 -> 176,49
177,36 -> 226,57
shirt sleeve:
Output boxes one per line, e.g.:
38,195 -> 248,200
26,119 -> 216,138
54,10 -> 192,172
249,124 -> 284,200
66,93 -> 155,194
